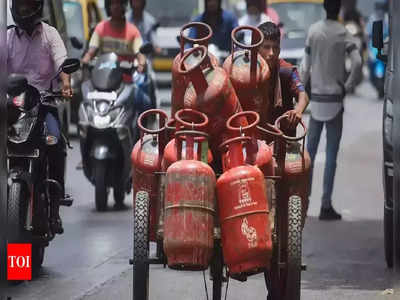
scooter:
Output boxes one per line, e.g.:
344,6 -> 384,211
78,44 -> 155,211
6,59 -> 80,274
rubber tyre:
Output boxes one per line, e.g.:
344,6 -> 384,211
133,191 -> 150,300
384,204 -> 394,268
94,161 -> 108,211
285,196 -> 302,300
211,240 -> 223,300
7,181 -> 28,244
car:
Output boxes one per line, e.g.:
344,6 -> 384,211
373,0 -> 397,269
63,0 -> 104,124
269,0 -> 325,67
7,0 -> 72,137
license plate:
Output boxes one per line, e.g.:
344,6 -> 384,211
87,91 -> 117,101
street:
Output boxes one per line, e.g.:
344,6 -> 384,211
3,79 -> 399,300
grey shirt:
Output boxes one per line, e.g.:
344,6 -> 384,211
300,19 -> 362,121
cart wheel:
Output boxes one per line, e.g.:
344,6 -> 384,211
384,203 -> 393,268
211,239 -> 223,300
284,195 -> 302,300
133,191 -> 150,300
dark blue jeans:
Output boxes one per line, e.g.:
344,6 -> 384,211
307,109 -> 343,209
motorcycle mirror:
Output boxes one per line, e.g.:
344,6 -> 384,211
61,58 -> 81,74
372,20 -> 384,49
140,42 -> 154,55
70,36 -> 84,50
7,74 -> 28,96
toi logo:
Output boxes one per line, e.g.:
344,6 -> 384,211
7,244 -> 32,280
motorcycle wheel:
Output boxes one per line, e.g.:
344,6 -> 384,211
94,161 -> 108,211
7,180 -> 29,243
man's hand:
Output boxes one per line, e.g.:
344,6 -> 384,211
286,109 -> 302,128
137,63 -> 146,73
62,81 -> 73,99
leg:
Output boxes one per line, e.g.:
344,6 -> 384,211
45,112 -> 66,234
321,109 -> 344,209
306,115 -> 324,198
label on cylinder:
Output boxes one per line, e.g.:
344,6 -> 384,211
230,178 -> 258,210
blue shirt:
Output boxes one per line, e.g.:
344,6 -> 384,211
188,10 -> 238,52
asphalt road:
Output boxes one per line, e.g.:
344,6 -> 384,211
3,80 -> 400,300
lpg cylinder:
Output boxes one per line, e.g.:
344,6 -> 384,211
131,109 -> 169,241
275,114 -> 311,225
171,22 -> 219,117
217,136 -> 272,276
225,111 -> 274,177
162,109 -> 213,171
179,46 -> 247,155
164,130 -> 216,270
223,26 -> 272,128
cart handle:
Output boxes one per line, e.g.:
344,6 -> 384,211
274,114 -> 307,142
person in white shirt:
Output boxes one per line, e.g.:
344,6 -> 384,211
300,0 -> 362,221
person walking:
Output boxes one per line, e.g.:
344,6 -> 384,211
300,0 -> 362,220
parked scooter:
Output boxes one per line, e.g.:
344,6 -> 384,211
78,44 -> 155,211
6,59 -> 80,274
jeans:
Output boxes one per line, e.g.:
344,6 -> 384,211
44,112 -> 66,198
307,109 -> 343,209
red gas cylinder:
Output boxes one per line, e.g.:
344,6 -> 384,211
223,26 -> 272,128
225,111 -> 274,176
275,114 -> 311,225
217,136 -> 272,276
179,45 -> 247,154
164,130 -> 216,270
171,22 -> 219,117
131,109 -> 169,241
162,109 -> 213,171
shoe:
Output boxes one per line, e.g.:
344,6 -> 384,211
51,217 -> 64,234
319,207 -> 342,221
76,161 -> 83,170
113,202 -> 128,211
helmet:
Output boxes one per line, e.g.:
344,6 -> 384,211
104,0 -> 128,17
10,0 -> 43,31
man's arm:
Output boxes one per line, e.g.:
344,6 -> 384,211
286,69 -> 309,127
82,29 -> 101,64
48,26 -> 72,97
299,29 -> 312,85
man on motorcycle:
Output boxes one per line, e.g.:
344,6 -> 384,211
81,0 -> 146,73
7,0 -> 72,234
239,0 -> 271,44
188,0 -> 238,52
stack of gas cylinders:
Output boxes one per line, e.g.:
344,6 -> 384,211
131,23 -> 310,278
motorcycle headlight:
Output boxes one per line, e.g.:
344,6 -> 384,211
92,107 -> 122,129
8,106 -> 38,143
96,101 -> 110,115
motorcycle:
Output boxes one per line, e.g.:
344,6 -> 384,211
78,44 -> 155,211
6,59 -> 80,274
